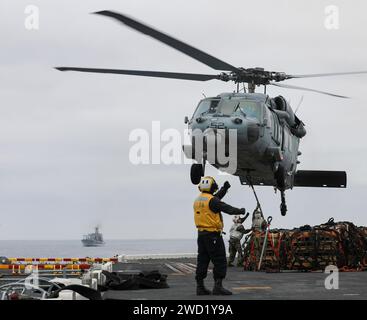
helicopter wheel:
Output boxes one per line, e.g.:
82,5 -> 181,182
190,163 -> 204,185
280,203 -> 287,216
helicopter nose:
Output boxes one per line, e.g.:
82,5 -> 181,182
203,127 -> 223,141
202,120 -> 260,146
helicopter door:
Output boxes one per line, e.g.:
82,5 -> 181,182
282,128 -> 287,151
270,112 -> 282,146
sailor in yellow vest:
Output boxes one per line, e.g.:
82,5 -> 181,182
194,176 -> 247,295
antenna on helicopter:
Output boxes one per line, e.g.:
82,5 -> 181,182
295,96 -> 304,114
201,91 -> 206,98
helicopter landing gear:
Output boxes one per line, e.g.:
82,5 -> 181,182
280,190 -> 287,216
275,166 -> 288,216
191,153 -> 207,184
190,163 -> 204,185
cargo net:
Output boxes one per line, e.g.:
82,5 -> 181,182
243,218 -> 367,272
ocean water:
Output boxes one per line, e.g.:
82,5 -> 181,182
0,239 -> 198,258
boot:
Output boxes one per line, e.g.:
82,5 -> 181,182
196,279 -> 211,296
212,279 -> 232,295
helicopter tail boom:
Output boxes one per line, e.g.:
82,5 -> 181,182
293,170 -> 347,188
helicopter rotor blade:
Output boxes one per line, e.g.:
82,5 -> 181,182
55,67 -> 221,81
287,70 -> 367,79
269,82 -> 349,99
93,10 -> 239,73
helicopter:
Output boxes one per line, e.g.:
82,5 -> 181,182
56,10 -> 367,216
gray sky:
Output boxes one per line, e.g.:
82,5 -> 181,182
1,0 -> 367,240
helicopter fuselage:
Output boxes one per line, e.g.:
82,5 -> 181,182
184,92 -> 306,191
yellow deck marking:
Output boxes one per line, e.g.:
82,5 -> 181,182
232,286 -> 272,291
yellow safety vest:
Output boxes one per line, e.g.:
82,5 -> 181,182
194,192 -> 223,232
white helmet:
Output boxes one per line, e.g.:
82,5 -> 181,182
233,215 -> 240,223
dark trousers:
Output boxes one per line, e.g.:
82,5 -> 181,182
228,238 -> 243,265
195,231 -> 227,281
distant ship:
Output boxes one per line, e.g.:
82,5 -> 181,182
81,227 -> 105,247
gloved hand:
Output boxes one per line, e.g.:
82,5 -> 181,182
223,181 -> 231,189
238,211 -> 249,223
239,208 -> 247,216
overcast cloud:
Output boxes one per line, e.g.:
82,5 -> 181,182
0,0 -> 366,240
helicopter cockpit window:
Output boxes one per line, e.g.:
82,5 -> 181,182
235,100 -> 261,119
218,100 -> 239,116
193,99 -> 220,117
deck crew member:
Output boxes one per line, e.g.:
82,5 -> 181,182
252,204 -> 267,231
228,215 -> 250,267
194,176 -> 247,295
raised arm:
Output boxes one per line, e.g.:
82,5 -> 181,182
209,197 -> 246,216
213,181 -> 231,200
